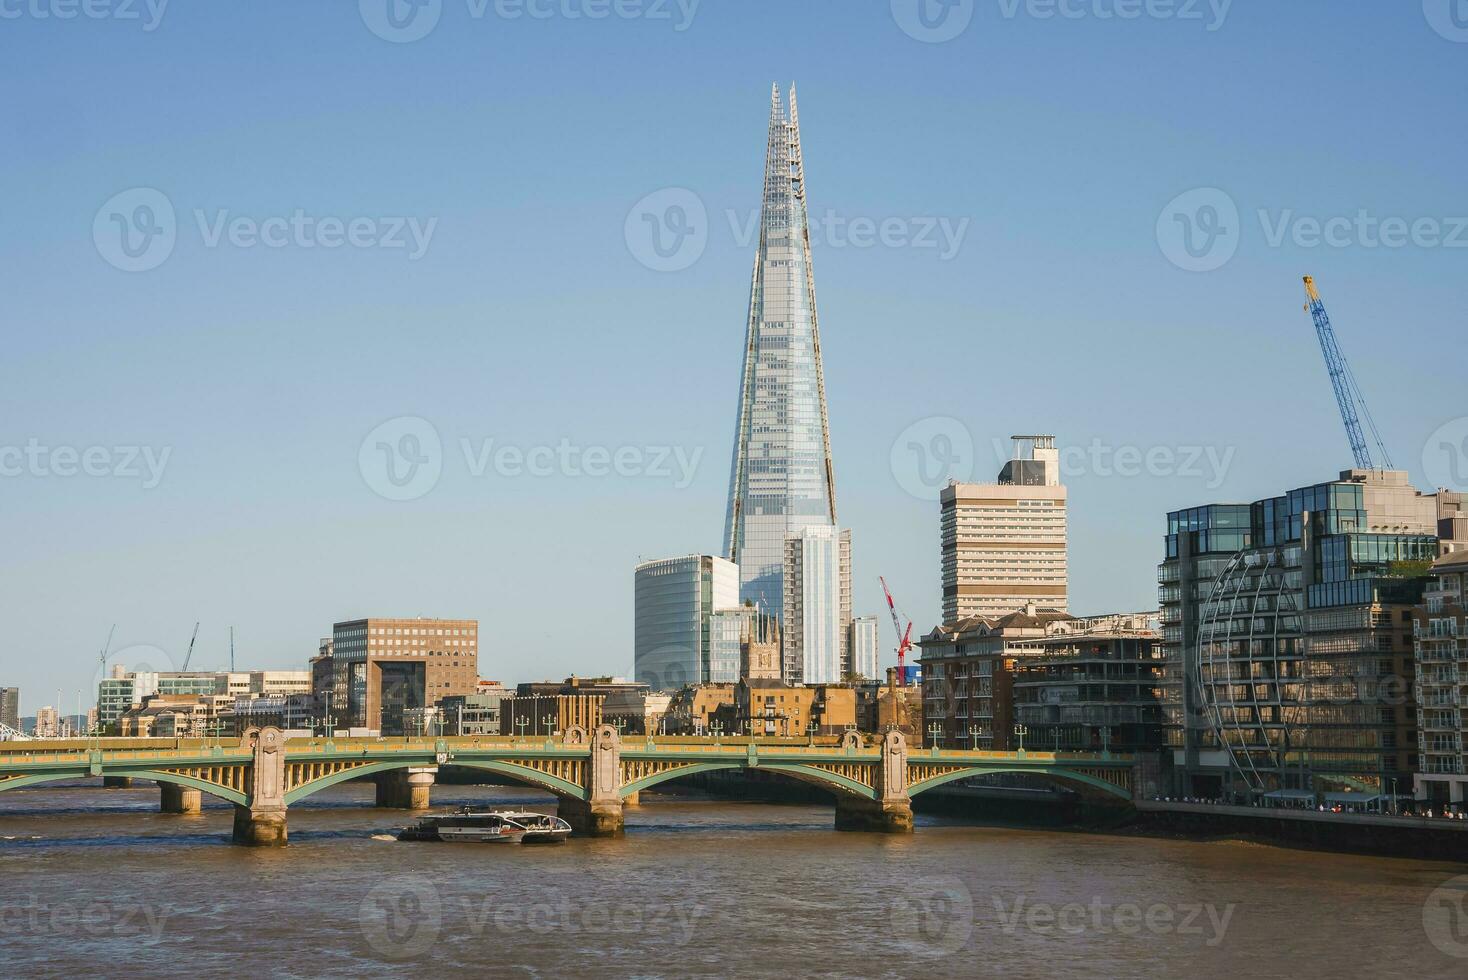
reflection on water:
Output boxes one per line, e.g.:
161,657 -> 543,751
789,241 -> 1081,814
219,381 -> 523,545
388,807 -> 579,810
1,782 -> 1465,978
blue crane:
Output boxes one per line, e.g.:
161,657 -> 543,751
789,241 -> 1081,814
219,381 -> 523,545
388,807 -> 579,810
1303,276 -> 1392,471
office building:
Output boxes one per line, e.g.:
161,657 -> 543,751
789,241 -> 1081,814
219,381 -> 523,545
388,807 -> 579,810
96,666 -> 310,734
940,435 -> 1068,623
439,683 -> 511,737
1414,550 -> 1468,807
782,526 -> 852,685
849,616 -> 880,681
500,676 -> 649,737
634,555 -> 740,690
325,617 -> 479,735
1159,469 -> 1460,802
0,688 -> 18,732
33,705 -> 61,738
724,85 -> 841,611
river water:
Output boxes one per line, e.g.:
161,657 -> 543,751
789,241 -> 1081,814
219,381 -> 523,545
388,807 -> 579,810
1,781 -> 1465,978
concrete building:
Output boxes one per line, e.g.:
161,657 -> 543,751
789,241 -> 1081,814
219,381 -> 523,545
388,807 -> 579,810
849,616 -> 880,681
601,690 -> 674,735
940,435 -> 1068,623
664,683 -> 738,735
0,688 -> 19,732
782,526 -> 852,685
634,555 -> 740,690
439,683 -> 511,737
96,666 -> 310,734
1159,469 -> 1463,802
33,705 -> 60,738
1414,550 -> 1468,807
500,677 -> 648,737
326,617 -> 479,735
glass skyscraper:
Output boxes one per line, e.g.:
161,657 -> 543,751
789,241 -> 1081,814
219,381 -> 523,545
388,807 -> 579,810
724,84 -> 838,611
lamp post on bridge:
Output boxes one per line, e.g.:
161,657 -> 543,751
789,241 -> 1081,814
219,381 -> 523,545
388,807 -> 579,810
1099,725 -> 1112,760
1053,727 -> 1063,754
968,726 -> 982,751
541,715 -> 555,741
926,722 -> 944,750
807,719 -> 819,747
515,716 -> 531,744
710,721 -> 724,747
1014,724 -> 1029,756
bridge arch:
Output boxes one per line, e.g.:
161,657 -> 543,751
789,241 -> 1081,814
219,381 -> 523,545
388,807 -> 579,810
907,766 -> 1133,802
617,761 -> 878,802
282,758 -> 589,806
0,769 -> 249,807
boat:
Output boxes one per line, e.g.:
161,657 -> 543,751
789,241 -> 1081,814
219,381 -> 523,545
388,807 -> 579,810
397,807 -> 571,844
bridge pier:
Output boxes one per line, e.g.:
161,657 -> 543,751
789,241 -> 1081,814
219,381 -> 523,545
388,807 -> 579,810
559,798 -> 625,837
160,783 -> 202,814
834,796 -> 914,834
375,768 -> 436,810
102,776 -> 134,789
232,727 -> 288,847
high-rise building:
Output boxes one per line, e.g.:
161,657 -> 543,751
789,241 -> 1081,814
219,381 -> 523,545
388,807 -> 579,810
0,688 -> 19,732
34,705 -> 60,738
782,526 -> 851,685
708,605 -> 782,682
941,435 -> 1068,623
1413,550 -> 1468,808
1159,469 -> 1456,802
329,617 -> 479,735
724,84 -> 839,611
634,555 -> 740,690
849,616 -> 880,681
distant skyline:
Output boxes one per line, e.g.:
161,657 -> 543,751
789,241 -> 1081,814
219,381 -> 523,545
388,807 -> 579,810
3,3 -> 1467,713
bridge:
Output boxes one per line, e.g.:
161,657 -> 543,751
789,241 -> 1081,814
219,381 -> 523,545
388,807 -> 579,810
0,726 -> 1141,845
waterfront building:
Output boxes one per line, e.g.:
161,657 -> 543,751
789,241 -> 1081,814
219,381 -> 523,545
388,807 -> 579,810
499,677 -> 649,738
663,683 -> 738,735
0,688 -> 18,731
782,526 -> 852,685
733,679 -> 855,738
97,666 -> 311,734
600,690 -> 674,735
634,555 -> 740,690
326,617 -> 479,735
917,605 -> 1076,749
849,616 -> 880,681
940,435 -> 1068,623
724,85 -> 842,612
438,684 -> 511,737
1159,469 -> 1461,802
1414,550 -> 1468,807
1010,619 -> 1166,755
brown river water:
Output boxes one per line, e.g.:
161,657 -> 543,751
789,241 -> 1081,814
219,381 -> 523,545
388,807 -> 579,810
1,781 -> 1466,978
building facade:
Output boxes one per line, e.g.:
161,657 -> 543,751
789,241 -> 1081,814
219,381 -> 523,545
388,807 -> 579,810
782,526 -> 852,685
724,85 -> 840,612
849,616 -> 880,681
499,677 -> 649,737
327,617 -> 479,735
0,688 -> 18,732
1414,550 -> 1468,806
941,436 -> 1068,623
1159,469 -> 1456,802
634,555 -> 740,690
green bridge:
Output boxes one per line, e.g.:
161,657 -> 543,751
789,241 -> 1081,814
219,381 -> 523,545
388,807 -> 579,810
0,726 -> 1140,845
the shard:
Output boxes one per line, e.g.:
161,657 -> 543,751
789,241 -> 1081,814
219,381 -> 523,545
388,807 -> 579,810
724,84 -> 838,611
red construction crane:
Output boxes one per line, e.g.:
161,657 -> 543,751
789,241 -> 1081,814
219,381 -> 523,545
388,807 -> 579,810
879,576 -> 913,683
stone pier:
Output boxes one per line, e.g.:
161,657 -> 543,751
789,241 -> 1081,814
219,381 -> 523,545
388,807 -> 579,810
835,730 -> 913,834
160,783 -> 202,814
232,727 -> 288,847
375,768 -> 437,810
560,724 -> 625,837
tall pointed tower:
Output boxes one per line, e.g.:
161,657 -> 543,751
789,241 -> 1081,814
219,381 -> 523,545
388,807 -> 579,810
724,84 -> 838,611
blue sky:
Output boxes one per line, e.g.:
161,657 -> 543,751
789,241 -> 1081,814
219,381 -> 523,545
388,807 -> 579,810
3,1 -> 1466,714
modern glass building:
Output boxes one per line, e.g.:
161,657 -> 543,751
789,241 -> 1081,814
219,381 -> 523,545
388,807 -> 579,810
724,84 -> 840,611
1159,469 -> 1446,801
782,526 -> 850,685
849,615 -> 880,681
634,555 -> 740,690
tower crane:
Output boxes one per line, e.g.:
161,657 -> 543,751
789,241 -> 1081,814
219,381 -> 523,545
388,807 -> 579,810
879,576 -> 914,683
181,622 -> 200,671
1302,276 -> 1393,471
